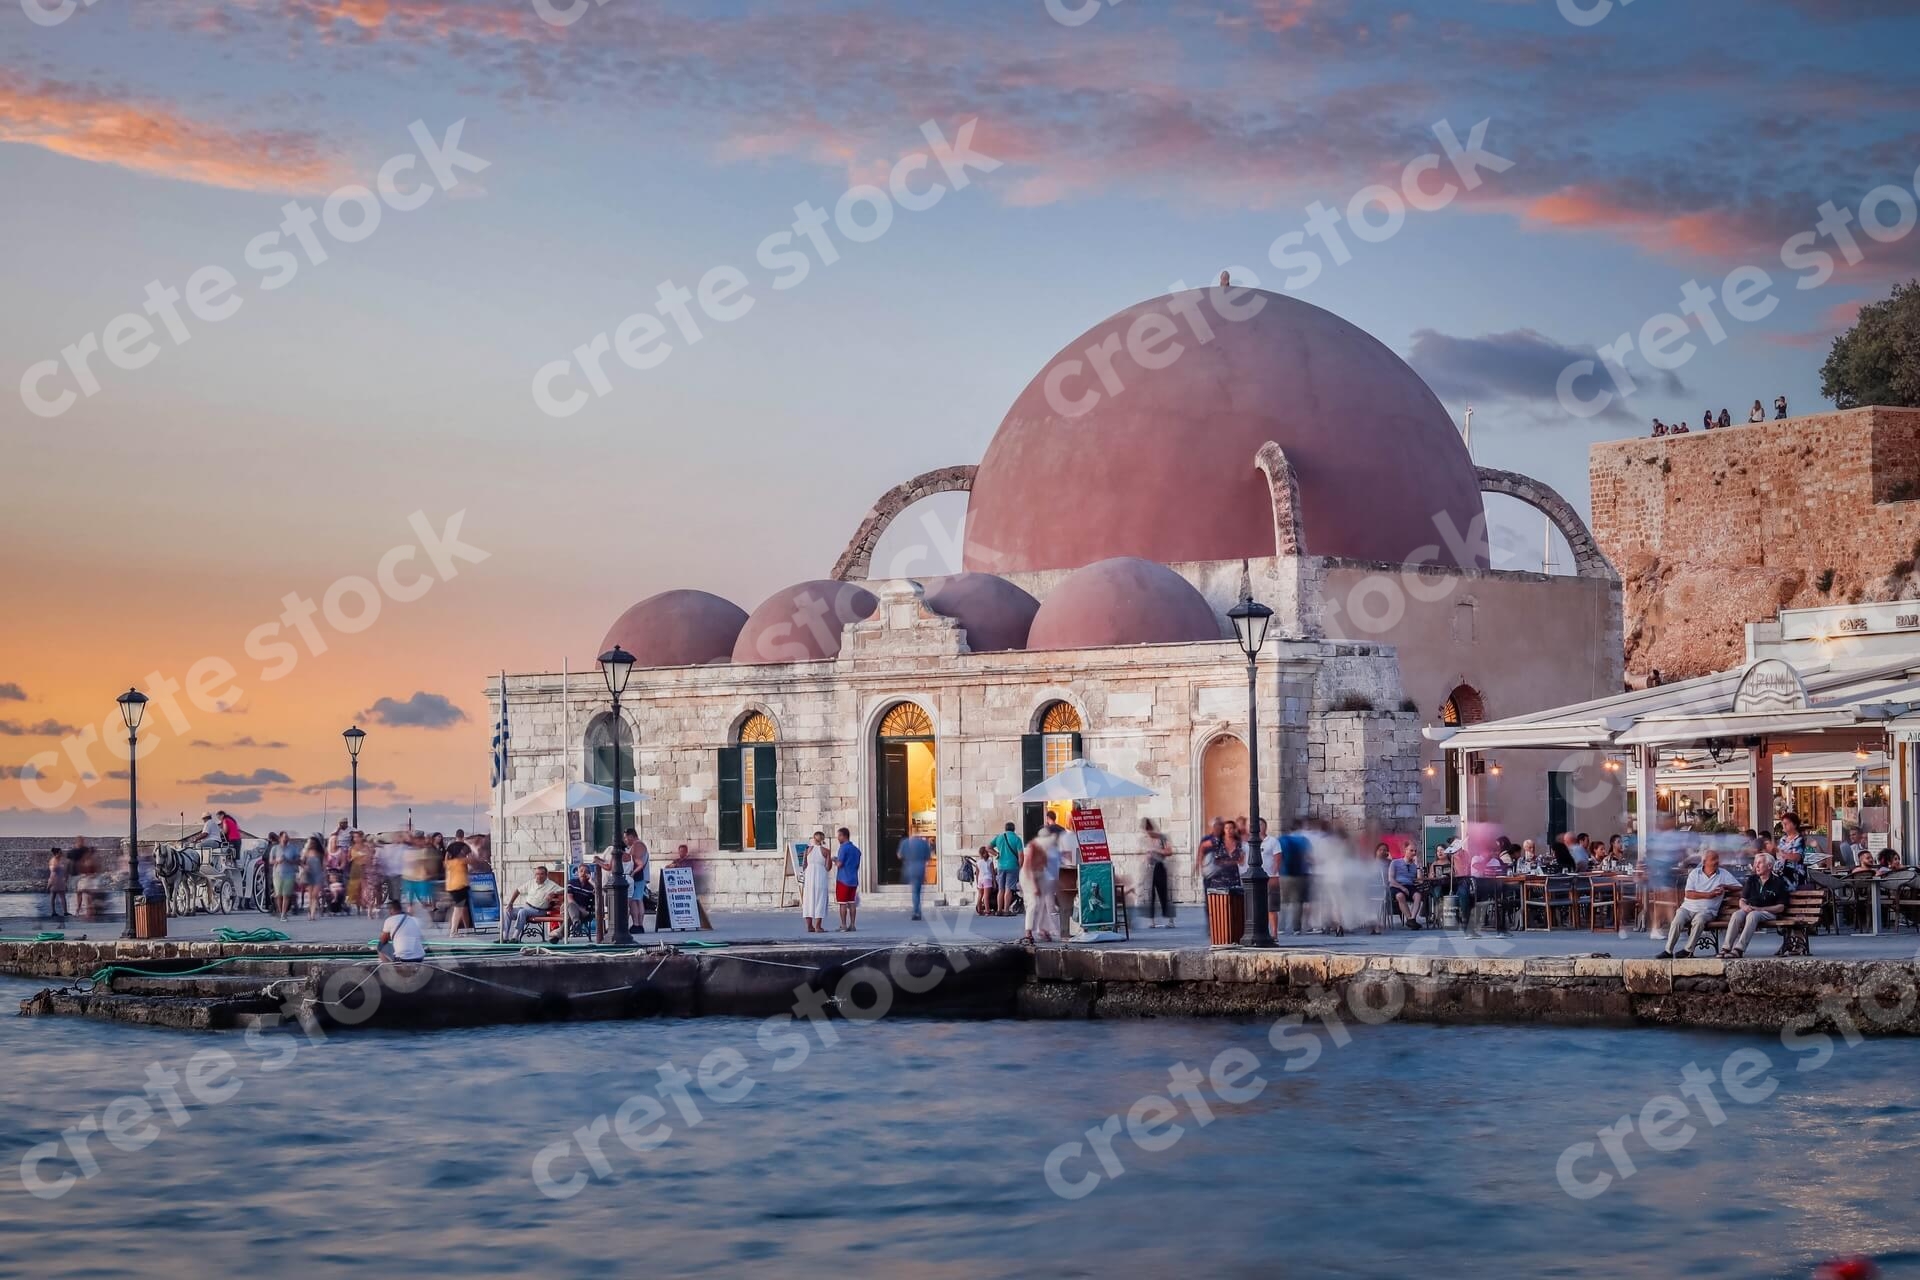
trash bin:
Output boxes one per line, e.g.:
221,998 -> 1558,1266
135,897 -> 167,939
1206,889 -> 1245,945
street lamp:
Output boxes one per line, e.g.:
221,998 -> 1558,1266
598,644 -> 637,945
1228,589 -> 1275,947
116,687 -> 148,939
342,725 -> 366,828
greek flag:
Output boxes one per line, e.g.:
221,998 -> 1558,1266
490,673 -> 509,789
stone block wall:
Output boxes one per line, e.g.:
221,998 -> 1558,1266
1590,407 -> 1920,680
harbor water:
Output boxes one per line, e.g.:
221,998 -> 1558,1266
3,976 -> 1917,1279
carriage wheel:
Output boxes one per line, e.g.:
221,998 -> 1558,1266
253,866 -> 273,914
216,879 -> 238,915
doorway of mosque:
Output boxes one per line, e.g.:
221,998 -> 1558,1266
875,701 -> 936,886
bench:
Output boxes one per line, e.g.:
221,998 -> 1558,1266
1689,889 -> 1825,957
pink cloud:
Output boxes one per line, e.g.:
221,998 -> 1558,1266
0,74 -> 344,193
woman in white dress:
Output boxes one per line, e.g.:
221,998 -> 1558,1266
802,830 -> 832,933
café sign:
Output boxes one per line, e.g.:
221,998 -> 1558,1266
1732,659 -> 1809,714
1781,600 -> 1920,642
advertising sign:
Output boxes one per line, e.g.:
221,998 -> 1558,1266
663,865 -> 701,931
1071,807 -> 1116,931
1422,815 -> 1462,866
567,809 -> 585,865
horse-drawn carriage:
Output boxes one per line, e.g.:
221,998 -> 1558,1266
148,835 -> 272,916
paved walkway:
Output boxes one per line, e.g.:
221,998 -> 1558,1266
7,902 -> 1919,961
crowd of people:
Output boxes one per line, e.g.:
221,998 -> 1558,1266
257,822 -> 494,929
1650,396 -> 1788,437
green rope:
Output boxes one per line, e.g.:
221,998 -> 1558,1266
0,932 -> 66,943
211,927 -> 292,944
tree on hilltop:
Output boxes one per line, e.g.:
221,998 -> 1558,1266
1822,279 -> 1920,409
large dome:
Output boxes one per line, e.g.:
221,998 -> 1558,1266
963,288 -> 1487,573
1027,557 -> 1223,651
601,589 -> 747,668
732,580 -> 879,665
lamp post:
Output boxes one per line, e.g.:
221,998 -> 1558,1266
342,726 -> 366,828
1228,590 -> 1275,947
598,645 -> 637,945
117,688 -> 148,939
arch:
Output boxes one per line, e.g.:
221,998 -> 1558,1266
1254,441 -> 1307,557
1439,684 -> 1486,727
879,701 -> 935,739
583,712 -> 634,854
1034,698 -> 1085,734
1196,731 -> 1250,845
831,465 -> 978,581
1475,466 -> 1617,580
735,710 -> 777,743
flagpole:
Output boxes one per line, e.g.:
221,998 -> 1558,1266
495,669 -> 507,879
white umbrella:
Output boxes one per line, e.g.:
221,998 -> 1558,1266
504,779 -> 647,818
1018,759 -> 1156,802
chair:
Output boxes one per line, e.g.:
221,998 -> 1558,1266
1810,871 -> 1850,933
1520,876 -> 1551,930
1879,870 -> 1918,931
1588,876 -> 1622,932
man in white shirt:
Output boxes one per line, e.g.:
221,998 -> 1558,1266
1658,851 -> 1742,957
379,897 -> 427,962
505,865 -> 563,941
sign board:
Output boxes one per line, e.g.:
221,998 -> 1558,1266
1422,815 -> 1461,865
791,842 -> 810,884
662,865 -> 701,931
567,810 -> 585,865
1731,659 -> 1809,714
1781,599 -> 1920,642
468,871 -> 500,928
1071,807 -> 1115,931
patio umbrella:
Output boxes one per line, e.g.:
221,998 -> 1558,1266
504,779 -> 648,818
1018,759 -> 1156,802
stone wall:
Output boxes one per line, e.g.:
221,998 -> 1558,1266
1590,406 -> 1920,681
0,836 -> 120,892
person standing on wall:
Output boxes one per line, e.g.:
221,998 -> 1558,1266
833,827 -> 862,932
900,829 -> 931,922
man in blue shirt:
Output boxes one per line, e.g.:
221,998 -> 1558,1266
1273,825 -> 1311,935
833,827 -> 862,932
900,832 -> 932,921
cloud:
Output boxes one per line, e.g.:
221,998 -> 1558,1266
188,768 -> 293,786
1763,298 -> 1868,349
298,775 -> 398,795
360,692 -> 468,729
0,718 -> 80,736
0,764 -> 41,780
0,683 -> 25,701
1406,327 -> 1687,424
0,805 -> 93,834
189,736 -> 290,750
206,789 -> 264,805
0,73 -> 346,194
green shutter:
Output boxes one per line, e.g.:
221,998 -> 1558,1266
1070,732 -> 1083,763
1021,733 -> 1045,841
718,748 -> 743,851
753,745 -> 778,851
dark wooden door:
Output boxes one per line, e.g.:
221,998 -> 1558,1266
878,741 -> 909,884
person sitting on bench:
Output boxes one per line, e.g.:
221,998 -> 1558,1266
1657,850 -> 1741,958
1721,852 -> 1790,959
505,865 -> 562,940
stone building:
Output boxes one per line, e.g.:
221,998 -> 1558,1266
1591,406 -> 1920,683
493,285 -> 1623,906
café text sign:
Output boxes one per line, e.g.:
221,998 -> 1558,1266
1781,600 -> 1920,642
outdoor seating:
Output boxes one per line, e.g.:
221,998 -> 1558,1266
1588,876 -> 1622,932
1521,875 -> 1581,930
1693,889 -> 1826,956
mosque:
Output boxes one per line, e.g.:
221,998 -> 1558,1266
491,282 -> 1624,907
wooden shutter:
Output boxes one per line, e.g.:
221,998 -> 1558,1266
753,744 -> 778,851
1021,733 -> 1045,841
717,748 -> 743,851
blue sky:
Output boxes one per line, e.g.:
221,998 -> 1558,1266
3,0 -> 1918,833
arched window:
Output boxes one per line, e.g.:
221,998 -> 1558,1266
584,714 -> 633,855
1022,700 -> 1083,839
1438,684 -> 1485,814
719,711 -> 778,852
880,702 -> 934,738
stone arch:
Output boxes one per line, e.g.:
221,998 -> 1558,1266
1255,441 -> 1306,557
1028,693 -> 1088,735
1475,466 -> 1617,580
831,465 -> 978,581
1440,683 -> 1486,727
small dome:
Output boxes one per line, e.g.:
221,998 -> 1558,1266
1027,557 -> 1223,651
733,580 -> 880,664
601,589 -> 747,668
921,573 -> 1040,653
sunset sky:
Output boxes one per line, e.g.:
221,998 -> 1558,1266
4,0 -> 1919,836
